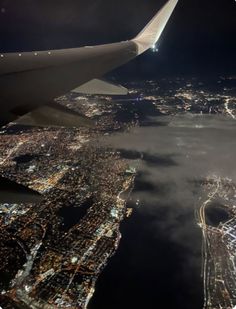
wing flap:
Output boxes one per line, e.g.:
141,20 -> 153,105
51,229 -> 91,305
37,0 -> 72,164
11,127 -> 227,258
15,103 -> 93,128
72,79 -> 128,95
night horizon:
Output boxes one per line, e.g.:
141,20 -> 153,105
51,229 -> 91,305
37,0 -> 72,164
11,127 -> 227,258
0,0 -> 235,76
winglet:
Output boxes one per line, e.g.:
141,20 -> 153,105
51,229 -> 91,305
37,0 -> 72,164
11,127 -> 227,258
132,0 -> 178,55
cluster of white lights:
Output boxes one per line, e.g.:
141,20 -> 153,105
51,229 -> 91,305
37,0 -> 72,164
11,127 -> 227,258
151,44 -> 159,53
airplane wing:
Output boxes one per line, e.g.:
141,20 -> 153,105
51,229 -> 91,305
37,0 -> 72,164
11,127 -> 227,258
0,0 -> 178,127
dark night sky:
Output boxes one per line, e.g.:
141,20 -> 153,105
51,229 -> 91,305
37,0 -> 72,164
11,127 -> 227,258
0,0 -> 235,76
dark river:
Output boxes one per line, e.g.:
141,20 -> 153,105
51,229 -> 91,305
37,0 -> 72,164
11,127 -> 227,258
89,173 -> 204,309
88,120 -> 236,307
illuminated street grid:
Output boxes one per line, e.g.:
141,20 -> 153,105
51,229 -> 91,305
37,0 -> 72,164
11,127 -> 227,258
0,98 -> 136,308
197,176 -> 236,309
0,77 -> 235,308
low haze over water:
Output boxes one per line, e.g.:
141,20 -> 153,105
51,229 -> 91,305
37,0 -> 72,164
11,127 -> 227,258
90,77 -> 236,308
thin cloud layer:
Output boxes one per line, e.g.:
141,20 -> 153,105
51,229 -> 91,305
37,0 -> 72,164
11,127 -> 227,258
102,114 -> 236,251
